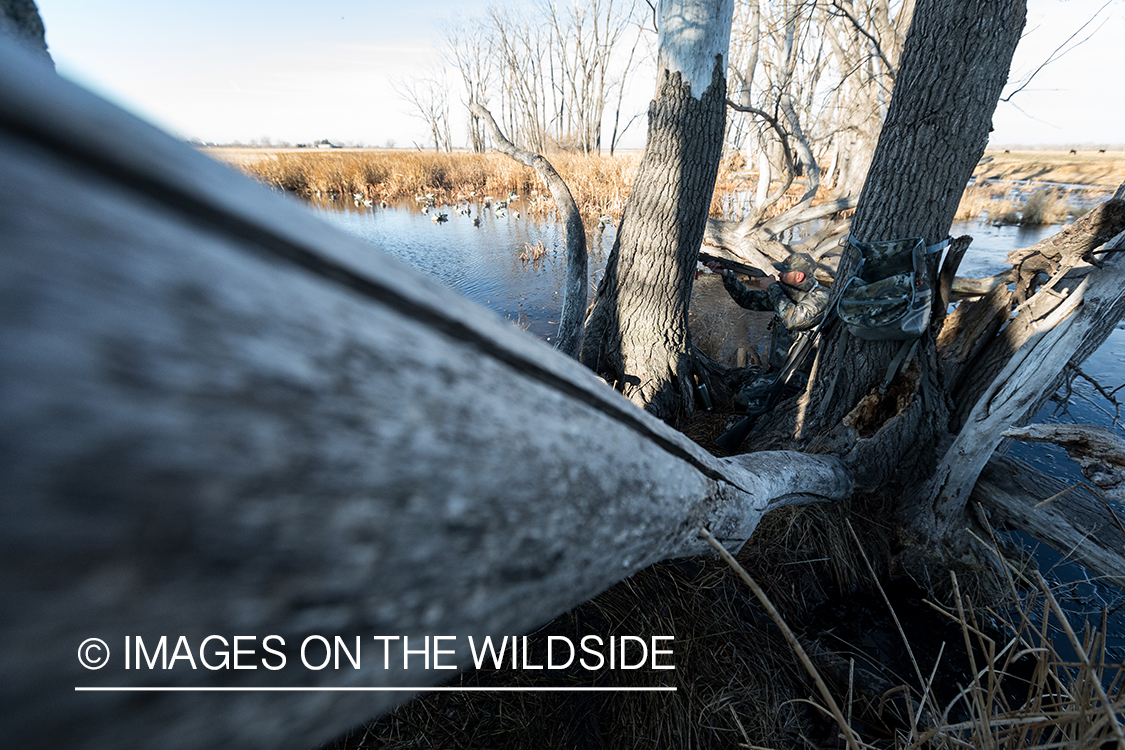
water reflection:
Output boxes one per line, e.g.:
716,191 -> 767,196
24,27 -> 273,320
949,220 -> 1061,277
314,198 -> 612,342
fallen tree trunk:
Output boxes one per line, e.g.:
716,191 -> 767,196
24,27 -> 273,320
973,455 -> 1125,588
0,41 -> 850,750
1004,423 -> 1125,502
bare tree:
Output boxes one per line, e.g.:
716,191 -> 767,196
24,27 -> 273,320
707,0 -> 914,270
487,6 -> 552,152
440,1 -> 649,154
471,101 -> 588,357
393,70 -> 453,152
542,0 -> 641,153
443,19 -> 495,153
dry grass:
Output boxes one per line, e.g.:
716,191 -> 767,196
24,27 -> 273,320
207,147 -> 1123,230
954,184 -> 1008,222
518,240 -> 551,266
204,147 -> 827,225
330,556 -> 813,749
323,504 -> 1123,750
955,149 -> 1125,225
712,523 -> 1125,750
205,148 -> 639,222
1018,189 -> 1074,225
956,185 -> 1078,226
976,189 -> 1074,227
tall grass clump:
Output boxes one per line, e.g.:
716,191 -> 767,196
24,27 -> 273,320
985,188 -> 1073,226
709,521 -> 1125,750
955,183 -> 1004,221
1018,188 -> 1073,225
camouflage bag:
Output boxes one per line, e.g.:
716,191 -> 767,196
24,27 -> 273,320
837,237 -> 943,341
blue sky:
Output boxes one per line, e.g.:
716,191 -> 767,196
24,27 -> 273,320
33,0 -> 1124,148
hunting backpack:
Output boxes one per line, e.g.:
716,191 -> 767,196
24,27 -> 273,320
837,237 -> 948,341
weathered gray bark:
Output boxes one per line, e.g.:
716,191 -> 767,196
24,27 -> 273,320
469,101 -> 586,358
1004,424 -> 1125,502
973,455 -> 1125,588
0,41 -> 851,750
904,231 -> 1125,537
581,0 -> 733,424
0,0 -> 51,67
1006,199 -> 1125,303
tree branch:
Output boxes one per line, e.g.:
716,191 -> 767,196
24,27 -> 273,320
725,97 -> 796,216
828,2 -> 896,81
470,101 -> 587,358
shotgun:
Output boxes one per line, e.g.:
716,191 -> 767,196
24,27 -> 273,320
698,251 -> 767,279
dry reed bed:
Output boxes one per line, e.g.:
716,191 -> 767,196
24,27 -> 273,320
208,148 -> 1118,229
212,149 -> 640,222
954,184 -> 1082,225
329,507 -> 1124,750
208,148 -> 791,224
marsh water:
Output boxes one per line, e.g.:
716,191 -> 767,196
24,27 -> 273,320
314,197 -> 1125,664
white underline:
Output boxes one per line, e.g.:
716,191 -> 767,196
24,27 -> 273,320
75,686 -> 676,692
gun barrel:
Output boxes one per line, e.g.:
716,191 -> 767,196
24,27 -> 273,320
699,252 -> 766,278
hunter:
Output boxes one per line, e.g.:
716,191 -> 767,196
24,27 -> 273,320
704,252 -> 830,407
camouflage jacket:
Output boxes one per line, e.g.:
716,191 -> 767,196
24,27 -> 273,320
720,273 -> 830,369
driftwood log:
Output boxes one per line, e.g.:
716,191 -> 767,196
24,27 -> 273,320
1004,424 -> 1125,502
0,40 -> 851,750
2,27 -> 1123,750
974,455 -> 1125,588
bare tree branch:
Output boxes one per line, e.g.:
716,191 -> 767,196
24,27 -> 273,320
828,1 -> 897,81
1001,0 -> 1112,103
470,102 -> 587,357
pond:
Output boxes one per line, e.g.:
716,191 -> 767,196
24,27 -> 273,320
314,198 -> 1125,664
313,197 -> 614,343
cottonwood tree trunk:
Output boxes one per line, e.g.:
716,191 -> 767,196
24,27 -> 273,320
752,0 -> 1028,536
581,0 -> 733,425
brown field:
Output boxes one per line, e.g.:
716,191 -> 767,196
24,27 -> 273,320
951,149 -> 1124,224
976,148 -> 1125,187
203,146 -> 1125,226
